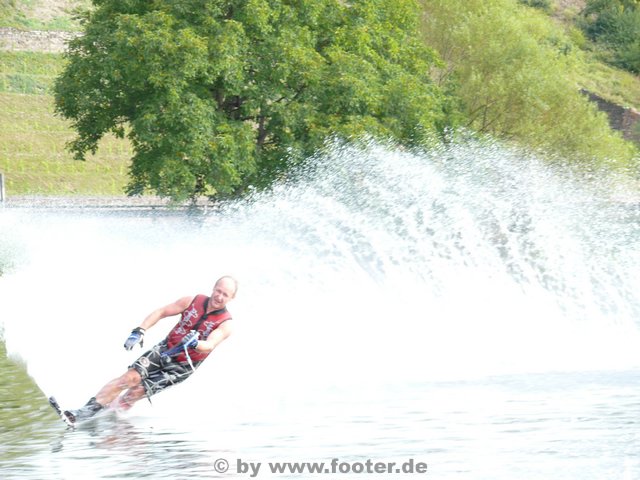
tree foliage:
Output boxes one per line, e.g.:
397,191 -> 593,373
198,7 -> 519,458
517,0 -> 553,13
420,0 -> 636,166
580,0 -> 640,73
54,0 -> 450,201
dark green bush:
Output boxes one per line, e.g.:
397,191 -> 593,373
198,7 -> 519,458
518,0 -> 553,13
581,0 -> 640,73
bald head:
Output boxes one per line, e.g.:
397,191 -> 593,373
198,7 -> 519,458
208,276 -> 238,311
215,275 -> 238,297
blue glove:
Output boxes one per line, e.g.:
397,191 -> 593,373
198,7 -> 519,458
123,327 -> 145,350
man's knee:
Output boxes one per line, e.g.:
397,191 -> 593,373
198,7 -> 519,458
122,368 -> 142,387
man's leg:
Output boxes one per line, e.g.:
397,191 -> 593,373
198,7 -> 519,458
113,385 -> 147,411
95,369 -> 142,406
65,369 -> 142,423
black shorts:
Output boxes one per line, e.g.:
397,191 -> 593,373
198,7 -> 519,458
130,343 -> 198,398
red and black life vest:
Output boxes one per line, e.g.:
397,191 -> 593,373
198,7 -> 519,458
165,294 -> 231,364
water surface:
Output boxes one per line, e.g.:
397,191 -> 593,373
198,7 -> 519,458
1,140 -> 639,479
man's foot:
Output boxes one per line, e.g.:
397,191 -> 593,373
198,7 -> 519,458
63,397 -> 105,424
49,396 -> 75,427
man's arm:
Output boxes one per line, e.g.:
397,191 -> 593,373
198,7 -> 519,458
124,296 -> 195,351
192,321 -> 233,354
139,296 -> 194,331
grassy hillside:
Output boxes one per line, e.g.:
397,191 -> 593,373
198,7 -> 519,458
573,56 -> 640,110
540,0 -> 640,110
0,0 -> 87,31
0,50 -> 132,195
0,91 -> 131,195
1,50 -> 62,94
0,1 -> 133,196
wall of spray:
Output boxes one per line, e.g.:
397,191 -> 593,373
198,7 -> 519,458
1,139 -> 639,419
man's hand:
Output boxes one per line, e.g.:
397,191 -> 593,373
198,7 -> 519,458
123,327 -> 145,350
183,330 -> 199,349
160,331 -> 200,358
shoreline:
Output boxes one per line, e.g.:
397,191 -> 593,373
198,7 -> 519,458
0,195 -> 212,209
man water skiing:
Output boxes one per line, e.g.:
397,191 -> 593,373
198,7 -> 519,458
59,276 -> 237,424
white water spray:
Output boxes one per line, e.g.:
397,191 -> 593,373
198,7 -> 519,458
1,140 -> 639,417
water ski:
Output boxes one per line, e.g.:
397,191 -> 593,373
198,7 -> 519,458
49,396 -> 116,428
48,396 -> 75,428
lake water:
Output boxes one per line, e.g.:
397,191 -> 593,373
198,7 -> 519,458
1,140 -> 639,479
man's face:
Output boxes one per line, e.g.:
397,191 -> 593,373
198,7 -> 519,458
210,278 -> 236,309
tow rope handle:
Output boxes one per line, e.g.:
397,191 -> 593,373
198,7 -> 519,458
160,330 -> 199,371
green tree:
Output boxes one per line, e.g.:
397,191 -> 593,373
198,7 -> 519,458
420,0 -> 636,166
55,0 -> 450,201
